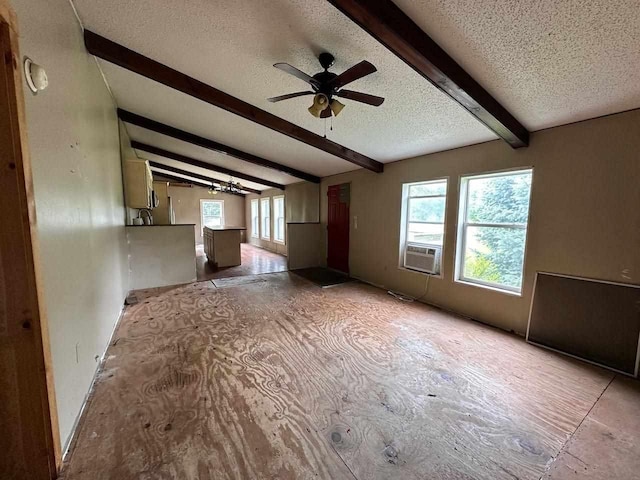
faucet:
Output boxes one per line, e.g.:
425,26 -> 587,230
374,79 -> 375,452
139,208 -> 153,225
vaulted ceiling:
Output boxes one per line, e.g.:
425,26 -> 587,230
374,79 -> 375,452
73,0 -> 640,190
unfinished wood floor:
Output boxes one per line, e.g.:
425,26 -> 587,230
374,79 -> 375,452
60,273 -> 639,479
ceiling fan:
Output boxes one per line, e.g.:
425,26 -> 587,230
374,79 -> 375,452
268,52 -> 384,118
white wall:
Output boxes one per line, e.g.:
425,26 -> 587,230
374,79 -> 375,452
321,109 -> 640,335
14,0 -> 128,447
127,226 -> 196,289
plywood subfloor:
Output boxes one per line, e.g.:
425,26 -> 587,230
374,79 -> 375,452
543,375 -> 640,479
60,273 -> 638,479
195,243 -> 287,281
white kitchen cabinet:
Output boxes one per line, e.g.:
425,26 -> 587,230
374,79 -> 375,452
124,159 -> 153,209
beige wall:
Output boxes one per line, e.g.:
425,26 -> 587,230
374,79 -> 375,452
321,109 -> 640,335
127,226 -> 196,289
169,185 -> 245,245
245,182 -> 320,255
286,181 -> 320,223
15,0 -> 129,447
287,223 -> 323,270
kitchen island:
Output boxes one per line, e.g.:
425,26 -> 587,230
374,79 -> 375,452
203,226 -> 246,267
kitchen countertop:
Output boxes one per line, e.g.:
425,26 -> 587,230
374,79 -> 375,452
204,226 -> 247,231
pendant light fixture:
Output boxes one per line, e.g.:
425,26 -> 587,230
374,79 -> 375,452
308,93 -> 329,118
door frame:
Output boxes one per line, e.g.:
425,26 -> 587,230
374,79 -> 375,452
0,0 -> 60,477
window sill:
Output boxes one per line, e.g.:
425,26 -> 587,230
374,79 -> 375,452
261,237 -> 271,241
398,266 -> 443,280
454,279 -> 522,297
274,239 -> 285,245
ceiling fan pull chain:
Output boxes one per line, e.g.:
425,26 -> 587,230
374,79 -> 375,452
330,116 -> 333,132
324,117 -> 327,138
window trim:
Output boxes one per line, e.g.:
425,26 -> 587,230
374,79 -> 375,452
454,167 -> 533,296
272,195 -> 285,244
260,197 -> 271,240
250,198 -> 259,238
398,177 -> 448,278
199,199 -> 224,233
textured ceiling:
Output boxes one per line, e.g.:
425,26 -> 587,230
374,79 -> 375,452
394,0 -> 640,130
138,149 -> 275,192
128,124 -> 301,187
104,64 -> 355,182
72,0 -> 495,183
73,0 -> 639,183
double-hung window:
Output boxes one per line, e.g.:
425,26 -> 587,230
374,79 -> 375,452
250,199 -> 259,238
200,199 -> 224,231
456,169 -> 533,294
400,179 -> 447,274
273,195 -> 285,243
260,197 -> 270,240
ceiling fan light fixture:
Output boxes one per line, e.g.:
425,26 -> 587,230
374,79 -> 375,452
272,54 -> 383,121
330,99 -> 345,117
308,93 -> 329,118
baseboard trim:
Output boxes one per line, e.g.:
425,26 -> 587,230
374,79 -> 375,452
350,274 -> 521,337
248,241 -> 287,257
60,302 -> 127,465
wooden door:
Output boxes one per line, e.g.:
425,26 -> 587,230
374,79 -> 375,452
0,3 -> 60,478
327,183 -> 350,273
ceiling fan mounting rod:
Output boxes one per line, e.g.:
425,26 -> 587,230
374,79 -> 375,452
318,52 -> 335,70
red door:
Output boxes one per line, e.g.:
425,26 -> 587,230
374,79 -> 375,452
327,183 -> 350,273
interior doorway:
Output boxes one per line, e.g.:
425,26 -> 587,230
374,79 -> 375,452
327,183 -> 350,274
0,4 -> 59,478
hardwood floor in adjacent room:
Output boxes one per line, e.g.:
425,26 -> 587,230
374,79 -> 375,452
59,273 -> 640,480
195,242 -> 287,281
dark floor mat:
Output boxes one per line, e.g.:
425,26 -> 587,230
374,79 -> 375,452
292,267 -> 353,288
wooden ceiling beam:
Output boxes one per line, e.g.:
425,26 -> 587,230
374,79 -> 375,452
84,30 -> 384,173
132,141 -> 285,190
151,172 -> 246,197
118,109 -> 321,184
327,0 -> 530,148
149,161 -> 261,194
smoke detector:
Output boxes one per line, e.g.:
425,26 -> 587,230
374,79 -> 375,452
24,57 -> 48,94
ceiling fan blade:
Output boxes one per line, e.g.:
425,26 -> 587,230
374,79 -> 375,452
274,63 -> 320,88
267,91 -> 314,102
336,89 -> 385,106
328,60 -> 377,89
320,106 -> 332,118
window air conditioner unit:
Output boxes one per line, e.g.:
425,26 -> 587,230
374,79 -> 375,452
404,243 -> 441,274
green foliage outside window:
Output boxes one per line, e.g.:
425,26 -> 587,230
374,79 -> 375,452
463,173 -> 532,289
202,201 -> 221,217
